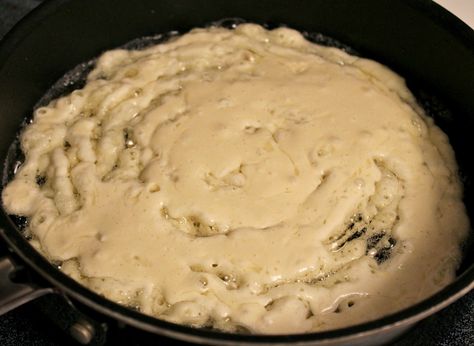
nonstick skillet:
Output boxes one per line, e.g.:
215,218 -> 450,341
0,0 -> 473,345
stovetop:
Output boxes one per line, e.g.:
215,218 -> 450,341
0,1 -> 473,345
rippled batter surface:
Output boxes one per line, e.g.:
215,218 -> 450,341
2,24 -> 469,333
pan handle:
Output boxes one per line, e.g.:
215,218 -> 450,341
0,255 -> 55,315
0,254 -> 108,345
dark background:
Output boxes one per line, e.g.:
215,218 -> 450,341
0,0 -> 473,345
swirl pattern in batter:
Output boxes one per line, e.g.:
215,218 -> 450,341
2,24 -> 469,333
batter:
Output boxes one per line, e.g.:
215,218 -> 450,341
2,24 -> 469,333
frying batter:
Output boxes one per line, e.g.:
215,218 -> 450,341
2,24 -> 469,333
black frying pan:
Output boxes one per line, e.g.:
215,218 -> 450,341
0,1 -> 473,345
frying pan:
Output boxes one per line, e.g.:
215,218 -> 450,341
0,0 -> 473,345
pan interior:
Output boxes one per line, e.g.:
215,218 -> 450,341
1,18 -> 473,338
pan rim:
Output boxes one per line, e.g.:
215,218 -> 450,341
1,0 -> 473,344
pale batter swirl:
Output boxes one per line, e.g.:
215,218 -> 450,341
2,24 -> 469,333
